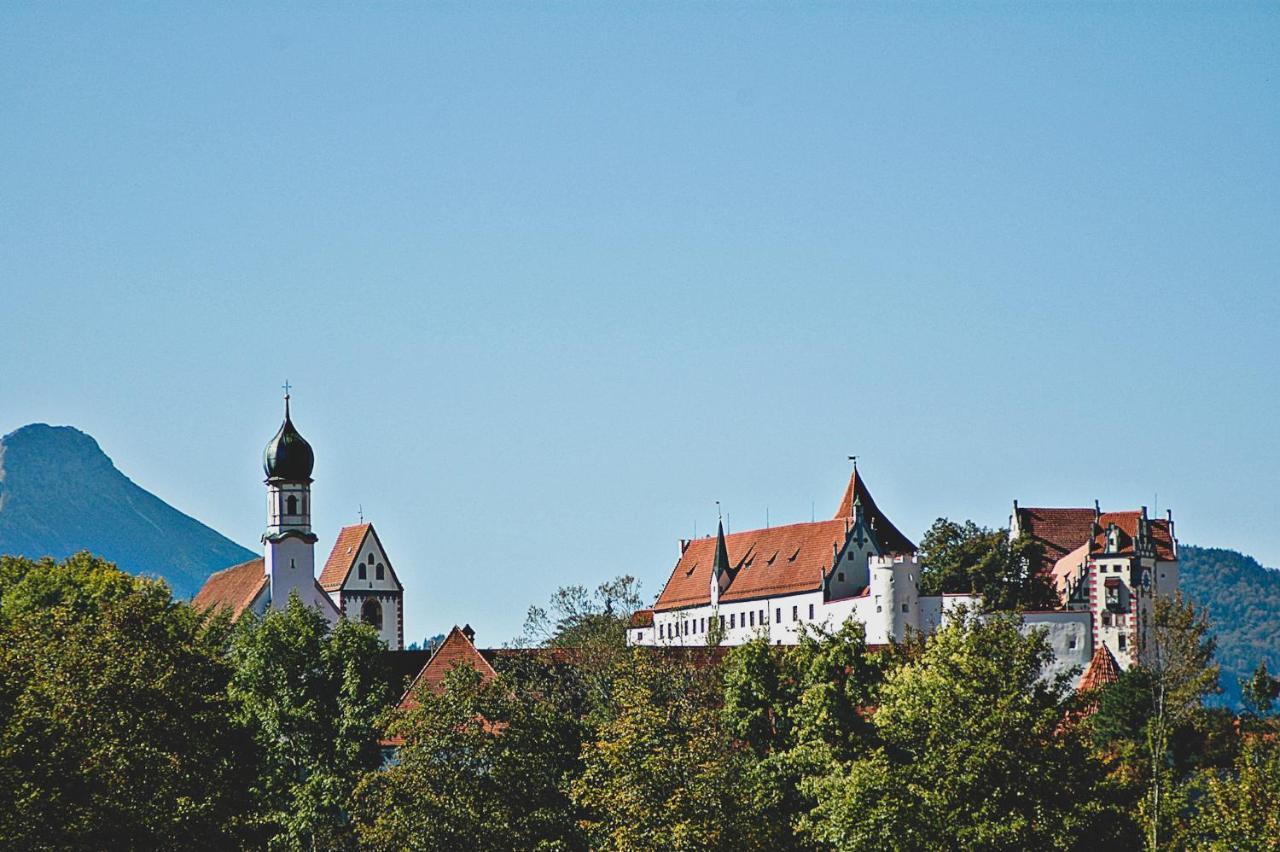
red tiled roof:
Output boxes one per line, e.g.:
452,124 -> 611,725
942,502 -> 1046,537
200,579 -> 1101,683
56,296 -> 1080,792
654,470 -> 914,612
833,470 -> 916,554
397,626 -> 498,711
629,608 -> 655,628
1016,507 -> 1097,573
192,558 -> 267,619
1078,643 -> 1121,693
655,518 -> 848,611
1093,513 -> 1177,561
318,523 -> 371,590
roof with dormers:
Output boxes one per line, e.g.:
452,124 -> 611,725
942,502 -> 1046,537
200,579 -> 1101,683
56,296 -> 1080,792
1092,512 -> 1177,561
654,471 -> 914,612
192,557 -> 267,618
1017,506 -> 1176,575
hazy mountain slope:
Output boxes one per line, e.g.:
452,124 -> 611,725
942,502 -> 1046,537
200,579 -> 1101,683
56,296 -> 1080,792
0,424 -> 255,598
1179,544 -> 1280,709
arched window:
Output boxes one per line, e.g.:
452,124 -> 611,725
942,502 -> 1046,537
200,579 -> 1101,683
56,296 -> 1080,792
376,563 -> 384,580
358,564 -> 366,580
368,554 -> 375,565
361,599 -> 383,630
286,495 -> 298,515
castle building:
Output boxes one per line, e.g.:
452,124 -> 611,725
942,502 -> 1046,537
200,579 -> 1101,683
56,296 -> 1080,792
193,395 -> 405,649
628,467 -> 1179,680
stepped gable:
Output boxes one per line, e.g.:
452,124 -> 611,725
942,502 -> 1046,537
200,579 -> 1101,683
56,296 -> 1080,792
192,557 -> 267,618
1092,512 -> 1177,561
318,523 -> 371,590
833,469 -> 916,554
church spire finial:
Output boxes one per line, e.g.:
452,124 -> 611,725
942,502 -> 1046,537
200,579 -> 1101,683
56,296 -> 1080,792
282,380 -> 292,416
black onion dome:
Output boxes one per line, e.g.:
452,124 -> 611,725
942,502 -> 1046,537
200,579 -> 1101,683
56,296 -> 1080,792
263,397 -> 314,481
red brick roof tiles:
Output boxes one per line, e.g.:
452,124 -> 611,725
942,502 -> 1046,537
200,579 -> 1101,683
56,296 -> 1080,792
192,557 -> 267,619
833,470 -> 916,555
629,608 -> 655,628
318,523 -> 371,591
1078,643 -> 1122,693
397,626 -> 499,711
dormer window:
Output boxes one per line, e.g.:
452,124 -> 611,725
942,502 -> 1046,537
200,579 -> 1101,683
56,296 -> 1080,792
1107,525 -> 1121,553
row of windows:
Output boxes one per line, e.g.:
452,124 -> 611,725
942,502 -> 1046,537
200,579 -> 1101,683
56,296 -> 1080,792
658,603 -> 819,640
358,561 -> 385,581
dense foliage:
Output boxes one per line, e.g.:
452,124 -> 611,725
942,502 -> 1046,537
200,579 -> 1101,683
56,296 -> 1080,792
917,517 -> 1057,610
1179,545 -> 1280,709
3,553 -> 1279,849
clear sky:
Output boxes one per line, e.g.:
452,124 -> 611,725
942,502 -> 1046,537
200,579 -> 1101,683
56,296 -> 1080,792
2,3 -> 1277,645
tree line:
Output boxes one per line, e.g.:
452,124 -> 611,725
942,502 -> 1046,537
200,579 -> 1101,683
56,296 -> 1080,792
2,526 -> 1279,850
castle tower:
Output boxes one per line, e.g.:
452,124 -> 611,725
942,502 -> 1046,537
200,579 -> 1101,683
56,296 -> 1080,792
262,393 -> 323,612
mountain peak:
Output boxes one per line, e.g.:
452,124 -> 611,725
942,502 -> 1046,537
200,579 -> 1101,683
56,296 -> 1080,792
0,423 -> 255,598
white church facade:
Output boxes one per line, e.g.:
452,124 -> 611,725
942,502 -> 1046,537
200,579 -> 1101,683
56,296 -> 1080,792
194,395 -> 406,650
628,468 -> 1179,680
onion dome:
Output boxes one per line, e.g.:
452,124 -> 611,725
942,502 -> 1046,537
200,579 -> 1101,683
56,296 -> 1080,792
263,396 -> 314,481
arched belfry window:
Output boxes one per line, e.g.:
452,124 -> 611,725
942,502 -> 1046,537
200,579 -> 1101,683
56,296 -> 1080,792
376,563 -> 384,580
286,495 -> 298,516
361,599 -> 383,630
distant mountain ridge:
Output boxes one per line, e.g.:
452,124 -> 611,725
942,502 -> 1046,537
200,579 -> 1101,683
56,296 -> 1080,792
0,424 -> 255,598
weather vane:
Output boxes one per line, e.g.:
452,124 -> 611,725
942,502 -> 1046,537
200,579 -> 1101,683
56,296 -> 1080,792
848,454 -> 858,470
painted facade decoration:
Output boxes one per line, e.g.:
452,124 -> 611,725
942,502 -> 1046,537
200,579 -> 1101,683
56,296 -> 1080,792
628,468 -> 1178,682
193,395 -> 406,649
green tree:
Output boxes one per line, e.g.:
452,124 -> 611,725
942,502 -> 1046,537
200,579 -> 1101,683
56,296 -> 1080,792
0,554 -> 256,849
799,611 -> 1127,851
1190,735 -> 1280,850
1241,660 -> 1280,719
228,595 -> 391,850
350,662 -> 583,851
917,518 -> 1056,611
574,648 -> 757,850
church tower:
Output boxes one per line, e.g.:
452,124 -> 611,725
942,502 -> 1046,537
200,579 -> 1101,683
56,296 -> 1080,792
262,392 -> 324,613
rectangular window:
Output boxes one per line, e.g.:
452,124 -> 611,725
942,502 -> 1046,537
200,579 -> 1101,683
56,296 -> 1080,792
730,613 -> 736,629
701,617 -> 706,633
1068,636 -> 1077,649
719,615 -> 725,629
749,611 -> 755,627
838,572 -> 845,582
792,605 -> 798,621
760,609 -> 765,624
902,603 -> 909,613
809,604 -> 815,619
1118,634 -> 1127,650
658,624 -> 664,639
776,608 -> 781,623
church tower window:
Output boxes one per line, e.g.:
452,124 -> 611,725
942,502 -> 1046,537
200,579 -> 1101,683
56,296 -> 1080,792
286,495 -> 298,515
376,563 -> 384,580
358,564 -> 367,580
361,599 -> 383,630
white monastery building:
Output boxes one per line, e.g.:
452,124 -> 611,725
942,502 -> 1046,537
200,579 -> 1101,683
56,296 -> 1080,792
628,467 -> 1178,679
194,395 -> 405,649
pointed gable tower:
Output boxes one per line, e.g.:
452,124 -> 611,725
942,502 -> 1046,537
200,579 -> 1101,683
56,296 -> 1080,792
319,522 -> 405,649
708,519 -> 732,608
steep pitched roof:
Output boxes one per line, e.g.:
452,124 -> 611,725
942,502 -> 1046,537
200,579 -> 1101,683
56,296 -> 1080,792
656,518 -> 848,611
1093,512 -> 1177,561
397,626 -> 499,711
833,470 -> 916,554
318,523 -> 371,590
192,557 -> 267,618
1078,643 -> 1121,693
1015,507 -> 1097,573
654,470 -> 914,612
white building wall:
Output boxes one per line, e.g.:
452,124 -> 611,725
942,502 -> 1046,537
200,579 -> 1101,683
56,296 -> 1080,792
264,535 -> 338,624
1023,610 -> 1093,682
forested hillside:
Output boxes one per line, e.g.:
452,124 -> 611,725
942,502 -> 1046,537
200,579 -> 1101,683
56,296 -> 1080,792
1180,544 -> 1280,708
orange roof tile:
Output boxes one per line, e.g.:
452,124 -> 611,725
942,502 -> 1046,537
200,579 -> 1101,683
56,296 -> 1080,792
192,558 -> 267,619
629,608 -> 655,628
1016,507 -> 1097,573
1093,513 -> 1177,561
397,626 -> 498,711
1078,643 -> 1121,693
318,523 -> 371,590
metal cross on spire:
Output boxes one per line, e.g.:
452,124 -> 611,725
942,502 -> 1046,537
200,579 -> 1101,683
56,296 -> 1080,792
282,379 -> 292,399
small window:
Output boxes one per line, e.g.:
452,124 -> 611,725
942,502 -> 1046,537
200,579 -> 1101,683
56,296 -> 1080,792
368,554 -> 375,565
1102,611 -> 1112,627
876,606 -> 882,613
808,604 -> 814,619
719,615 -> 725,629
701,617 -> 706,633
902,603 -> 909,613
838,572 -> 845,582
1068,636 -> 1077,649
792,605 -> 798,621
776,607 -> 781,623
749,611 -> 755,627
730,613 -> 736,629
358,564 -> 367,580
1118,634 -> 1127,650
376,563 -> 385,580
286,495 -> 297,515
659,624 -> 664,639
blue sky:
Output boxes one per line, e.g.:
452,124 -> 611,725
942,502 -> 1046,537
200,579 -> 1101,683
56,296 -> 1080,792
2,3 -> 1277,645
